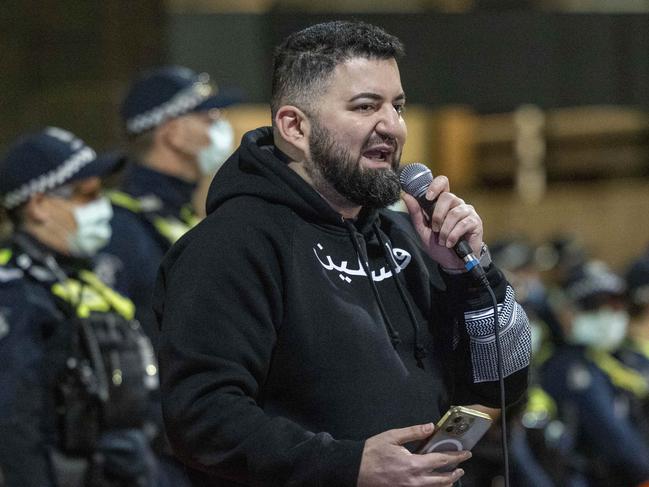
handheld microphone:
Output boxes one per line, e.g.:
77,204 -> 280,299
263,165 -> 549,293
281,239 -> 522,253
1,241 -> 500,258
398,163 -> 487,282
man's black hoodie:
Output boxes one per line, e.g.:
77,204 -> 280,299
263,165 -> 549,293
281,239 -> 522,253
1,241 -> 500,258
154,127 -> 530,486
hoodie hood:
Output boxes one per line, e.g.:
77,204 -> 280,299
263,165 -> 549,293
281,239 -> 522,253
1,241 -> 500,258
205,127 -> 379,234
205,127 -> 430,366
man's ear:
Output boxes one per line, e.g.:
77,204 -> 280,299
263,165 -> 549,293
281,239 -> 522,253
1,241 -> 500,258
274,105 -> 310,156
23,193 -> 48,224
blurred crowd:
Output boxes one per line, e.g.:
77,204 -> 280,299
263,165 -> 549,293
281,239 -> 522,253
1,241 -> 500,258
1,62 -> 649,487
463,233 -> 649,487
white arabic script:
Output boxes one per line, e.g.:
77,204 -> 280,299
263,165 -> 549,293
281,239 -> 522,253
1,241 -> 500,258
313,243 -> 411,283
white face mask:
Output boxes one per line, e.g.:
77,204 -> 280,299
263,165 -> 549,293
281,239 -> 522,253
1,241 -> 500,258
68,197 -> 113,257
197,119 -> 234,176
570,308 -> 629,351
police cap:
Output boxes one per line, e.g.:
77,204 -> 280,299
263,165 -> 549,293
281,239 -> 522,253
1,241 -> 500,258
121,65 -> 239,136
563,260 -> 626,308
0,127 -> 119,209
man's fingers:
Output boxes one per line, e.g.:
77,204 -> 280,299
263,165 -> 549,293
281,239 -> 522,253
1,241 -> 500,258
383,423 -> 435,445
414,450 -> 473,473
401,193 -> 429,229
432,195 -> 482,250
440,211 -> 481,249
425,175 -> 450,202
430,193 -> 460,234
419,467 -> 466,486
401,193 -> 421,217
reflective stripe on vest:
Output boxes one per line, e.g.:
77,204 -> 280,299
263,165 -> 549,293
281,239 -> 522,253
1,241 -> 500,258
524,385 -> 557,421
109,190 -> 198,245
0,248 -> 12,265
588,349 -> 649,398
51,269 -> 135,320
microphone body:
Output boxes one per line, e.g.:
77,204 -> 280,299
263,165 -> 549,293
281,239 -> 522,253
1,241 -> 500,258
398,163 -> 487,281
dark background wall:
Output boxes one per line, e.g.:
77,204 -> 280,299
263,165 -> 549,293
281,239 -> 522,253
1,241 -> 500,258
2,8 -> 649,149
166,13 -> 269,109
170,12 -> 649,112
0,0 -> 165,151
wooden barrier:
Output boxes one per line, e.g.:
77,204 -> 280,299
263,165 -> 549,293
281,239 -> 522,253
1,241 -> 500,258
208,103 -> 649,268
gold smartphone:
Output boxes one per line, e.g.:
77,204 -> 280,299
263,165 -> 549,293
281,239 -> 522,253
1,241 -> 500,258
417,405 -> 493,455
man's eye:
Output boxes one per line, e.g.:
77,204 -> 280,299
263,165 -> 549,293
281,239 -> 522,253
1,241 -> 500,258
356,104 -> 374,112
394,104 -> 405,115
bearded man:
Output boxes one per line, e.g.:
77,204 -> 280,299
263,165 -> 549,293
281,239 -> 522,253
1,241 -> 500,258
154,20 -> 530,487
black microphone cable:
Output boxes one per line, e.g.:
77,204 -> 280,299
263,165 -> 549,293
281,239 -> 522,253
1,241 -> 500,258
399,163 -> 510,487
486,282 -> 509,487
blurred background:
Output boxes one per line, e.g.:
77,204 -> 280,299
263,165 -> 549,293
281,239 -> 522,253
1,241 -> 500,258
2,0 -> 649,268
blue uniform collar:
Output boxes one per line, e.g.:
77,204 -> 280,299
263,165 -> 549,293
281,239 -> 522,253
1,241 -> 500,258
11,231 -> 88,283
121,163 -> 197,215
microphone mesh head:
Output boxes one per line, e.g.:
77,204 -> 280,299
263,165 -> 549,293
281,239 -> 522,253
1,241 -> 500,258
398,163 -> 433,199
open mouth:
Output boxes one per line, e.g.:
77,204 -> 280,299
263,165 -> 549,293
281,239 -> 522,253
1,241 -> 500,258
363,150 -> 389,161
362,147 -> 393,163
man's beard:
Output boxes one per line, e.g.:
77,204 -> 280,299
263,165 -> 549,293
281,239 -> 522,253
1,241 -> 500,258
307,119 -> 402,209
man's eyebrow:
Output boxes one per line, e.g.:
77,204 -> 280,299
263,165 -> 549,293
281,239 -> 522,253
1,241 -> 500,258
348,92 -> 407,103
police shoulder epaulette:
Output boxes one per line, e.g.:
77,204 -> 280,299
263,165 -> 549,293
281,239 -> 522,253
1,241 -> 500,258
109,190 -> 162,214
0,248 -> 23,283
0,248 -> 12,265
108,190 -> 143,213
11,251 -> 56,283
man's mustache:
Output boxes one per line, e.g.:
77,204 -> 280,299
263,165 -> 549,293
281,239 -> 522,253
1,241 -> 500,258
362,134 -> 398,151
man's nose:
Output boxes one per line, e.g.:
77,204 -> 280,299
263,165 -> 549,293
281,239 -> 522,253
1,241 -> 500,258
375,104 -> 406,139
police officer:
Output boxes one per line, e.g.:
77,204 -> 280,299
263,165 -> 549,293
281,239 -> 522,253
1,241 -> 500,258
0,127 -> 158,486
94,65 -> 237,346
621,255 -> 649,379
540,260 -> 649,487
92,65 -> 238,487
614,255 -> 649,446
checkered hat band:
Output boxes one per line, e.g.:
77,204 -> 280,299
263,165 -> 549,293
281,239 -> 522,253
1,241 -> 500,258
568,273 -> 624,302
125,81 -> 213,135
2,146 -> 96,209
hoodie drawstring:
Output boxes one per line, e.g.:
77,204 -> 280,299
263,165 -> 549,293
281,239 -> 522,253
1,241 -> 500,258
343,219 -> 402,349
372,222 -> 429,369
343,219 -> 428,369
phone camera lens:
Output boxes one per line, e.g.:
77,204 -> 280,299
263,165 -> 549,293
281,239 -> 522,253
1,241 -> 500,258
453,416 -> 462,423
445,426 -> 454,433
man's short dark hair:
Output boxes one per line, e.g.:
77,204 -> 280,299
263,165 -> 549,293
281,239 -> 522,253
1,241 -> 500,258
271,21 -> 405,120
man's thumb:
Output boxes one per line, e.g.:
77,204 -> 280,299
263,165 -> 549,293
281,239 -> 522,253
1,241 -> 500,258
385,423 -> 434,445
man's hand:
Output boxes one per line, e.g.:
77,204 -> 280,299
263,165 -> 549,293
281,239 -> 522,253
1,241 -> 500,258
357,423 -> 471,487
401,175 -> 483,270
